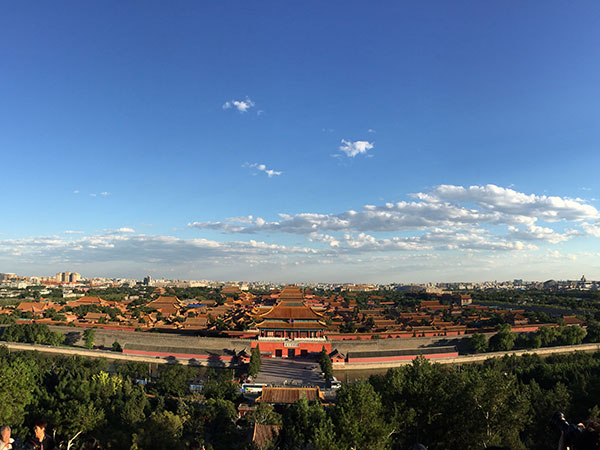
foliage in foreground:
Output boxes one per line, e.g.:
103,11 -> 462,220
1,347 -> 600,449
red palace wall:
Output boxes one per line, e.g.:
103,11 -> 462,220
252,341 -> 331,358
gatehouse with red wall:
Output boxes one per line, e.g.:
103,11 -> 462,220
252,286 -> 331,358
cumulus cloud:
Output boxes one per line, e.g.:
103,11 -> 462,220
313,229 -> 533,253
308,232 -> 340,248
223,97 -> 255,113
189,183 -> 598,255
507,225 -> 580,244
244,163 -> 282,177
582,222 -> 600,237
0,232 -> 315,267
414,184 -> 598,223
191,184 -> 598,237
339,139 -> 374,157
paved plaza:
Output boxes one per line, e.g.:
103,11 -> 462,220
254,357 -> 325,388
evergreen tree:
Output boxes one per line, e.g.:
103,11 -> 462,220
279,398 -> 339,450
248,347 -> 262,378
469,332 -> 488,353
319,346 -> 334,380
83,328 -> 96,349
333,382 -> 391,450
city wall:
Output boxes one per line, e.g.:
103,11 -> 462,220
334,342 -> 600,371
43,324 -> 252,352
31,324 -> 474,354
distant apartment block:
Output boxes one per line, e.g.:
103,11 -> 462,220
55,272 -> 81,283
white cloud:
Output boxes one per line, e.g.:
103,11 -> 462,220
64,230 -> 84,235
1,229 -> 593,283
100,192 -> 110,196
318,229 -> 533,253
116,227 -> 135,233
339,139 -> 374,157
189,184 -> 596,255
308,232 -> 340,248
244,162 -> 282,178
188,197 -> 524,235
415,184 -> 598,223
507,224 -> 580,244
582,222 -> 600,237
73,190 -> 80,194
0,232 -> 315,267
367,129 -> 376,133
223,97 -> 255,113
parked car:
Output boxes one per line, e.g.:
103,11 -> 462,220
327,376 -> 342,389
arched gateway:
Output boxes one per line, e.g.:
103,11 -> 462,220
251,286 -> 331,358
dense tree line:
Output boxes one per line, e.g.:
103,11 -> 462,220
0,323 -> 65,346
2,346 -> 600,449
468,288 -> 600,315
273,353 -> 600,450
469,324 -> 591,353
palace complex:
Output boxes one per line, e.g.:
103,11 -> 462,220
5,282 -> 585,366
252,285 -> 331,357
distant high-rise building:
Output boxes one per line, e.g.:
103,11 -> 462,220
143,275 -> 153,286
0,273 -> 17,281
69,272 -> 81,283
56,272 -> 81,283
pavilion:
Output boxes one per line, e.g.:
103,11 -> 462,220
252,286 -> 331,358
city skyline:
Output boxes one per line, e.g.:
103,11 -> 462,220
2,2 -> 600,282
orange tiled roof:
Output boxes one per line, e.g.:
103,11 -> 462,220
277,286 -> 304,300
255,320 -> 326,330
74,296 -> 105,305
257,387 -> 322,404
84,312 -> 110,321
17,302 -> 47,313
563,315 -> 584,325
222,285 -> 242,294
148,296 -> 180,306
260,305 -> 323,320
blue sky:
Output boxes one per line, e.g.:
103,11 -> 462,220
2,1 -> 600,282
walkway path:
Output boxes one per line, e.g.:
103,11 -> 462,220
254,357 -> 325,387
